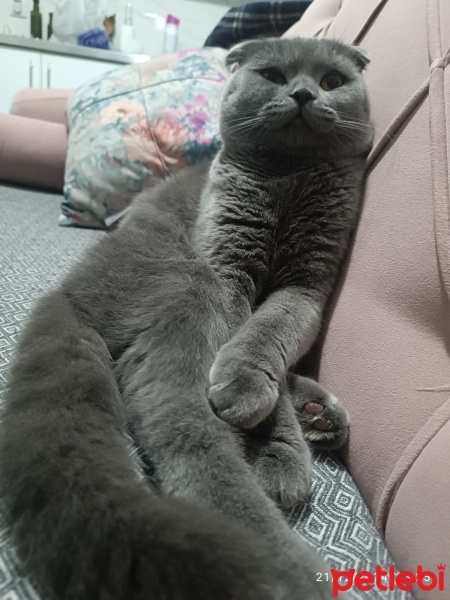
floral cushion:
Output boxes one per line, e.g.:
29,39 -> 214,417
61,48 -> 229,228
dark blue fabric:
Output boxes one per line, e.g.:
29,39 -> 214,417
204,1 -> 313,49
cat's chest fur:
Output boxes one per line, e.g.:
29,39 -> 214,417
196,157 -> 365,304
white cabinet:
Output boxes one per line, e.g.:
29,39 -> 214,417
40,54 -> 118,91
0,45 -> 127,114
0,46 -> 41,113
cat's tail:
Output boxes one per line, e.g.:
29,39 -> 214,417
0,290 -> 284,600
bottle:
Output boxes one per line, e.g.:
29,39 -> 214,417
30,0 -> 42,39
47,12 -> 53,41
119,3 -> 138,54
124,3 -> 133,27
163,15 -> 179,54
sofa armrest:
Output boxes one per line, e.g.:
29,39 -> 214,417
12,88 -> 74,126
0,114 -> 66,191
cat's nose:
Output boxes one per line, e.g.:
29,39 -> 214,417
290,89 -> 316,108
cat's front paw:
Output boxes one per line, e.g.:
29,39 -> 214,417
209,346 -> 278,429
289,375 -> 349,450
252,441 -> 311,509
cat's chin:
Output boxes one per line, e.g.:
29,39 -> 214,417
289,113 -> 313,133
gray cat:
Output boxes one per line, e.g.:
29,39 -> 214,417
0,37 -> 372,600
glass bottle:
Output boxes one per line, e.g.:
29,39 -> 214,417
47,12 -> 53,40
30,0 -> 42,39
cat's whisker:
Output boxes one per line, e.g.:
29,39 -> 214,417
226,114 -> 264,124
336,122 -> 375,135
331,125 -> 368,145
337,119 -> 394,143
226,117 -> 263,135
227,118 -> 262,131
337,120 -> 375,131
339,112 -> 376,125
227,125 -> 260,136
339,117 -> 374,126
331,130 -> 356,145
226,116 -> 259,125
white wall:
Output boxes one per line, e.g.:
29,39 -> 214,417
109,0 -> 230,56
0,0 -> 237,57
1,0 -> 54,37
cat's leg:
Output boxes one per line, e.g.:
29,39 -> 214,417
245,371 -> 349,510
288,373 -> 350,450
117,265 -> 332,600
209,286 -> 324,428
0,290 -> 304,600
244,387 -> 312,509
243,373 -> 349,508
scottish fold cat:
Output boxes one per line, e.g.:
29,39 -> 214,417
0,37 -> 372,600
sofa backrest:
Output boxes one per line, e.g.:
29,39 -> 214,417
284,1 -> 450,596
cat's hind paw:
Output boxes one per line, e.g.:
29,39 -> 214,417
289,375 -> 349,450
252,441 -> 311,509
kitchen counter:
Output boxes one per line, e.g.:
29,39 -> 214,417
0,33 -> 149,64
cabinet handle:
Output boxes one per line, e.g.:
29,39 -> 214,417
29,61 -> 33,87
47,64 -> 51,88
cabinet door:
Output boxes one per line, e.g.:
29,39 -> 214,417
0,46 -> 41,113
43,54 -> 121,90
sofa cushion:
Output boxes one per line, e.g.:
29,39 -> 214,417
284,0 -> 450,592
12,88 -> 73,125
62,48 -> 228,228
0,114 -> 67,191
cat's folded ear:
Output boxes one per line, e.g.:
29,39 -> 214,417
348,46 -> 371,71
226,38 -> 277,73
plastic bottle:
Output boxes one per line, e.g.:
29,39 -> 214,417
163,15 -> 179,54
120,3 -> 139,54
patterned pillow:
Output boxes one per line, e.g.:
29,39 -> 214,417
61,48 -> 229,228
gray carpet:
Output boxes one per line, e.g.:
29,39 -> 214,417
0,186 -> 103,395
0,184 -> 411,600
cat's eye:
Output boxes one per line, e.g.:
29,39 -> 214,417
320,72 -> 345,91
259,68 -> 286,85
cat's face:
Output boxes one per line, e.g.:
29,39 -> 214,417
220,38 -> 372,159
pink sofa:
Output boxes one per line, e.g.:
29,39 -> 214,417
284,1 -> 450,597
1,3 -> 448,594
0,89 -> 71,191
